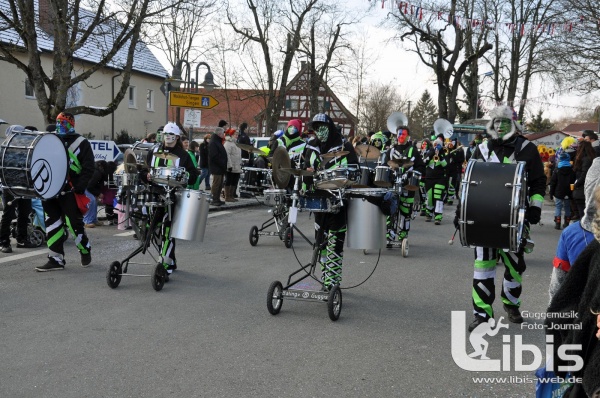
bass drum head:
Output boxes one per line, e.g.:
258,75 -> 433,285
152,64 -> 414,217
31,134 -> 68,199
459,161 -> 525,251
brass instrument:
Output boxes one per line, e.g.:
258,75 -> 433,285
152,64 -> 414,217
433,149 -> 440,162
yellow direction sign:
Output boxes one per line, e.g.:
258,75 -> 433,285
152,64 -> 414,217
169,92 -> 219,109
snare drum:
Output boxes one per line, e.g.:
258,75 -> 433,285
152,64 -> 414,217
459,160 -> 527,252
373,166 -> 393,188
356,167 -> 374,188
299,192 -> 339,213
345,188 -> 388,250
314,167 -> 350,189
406,170 -> 421,191
114,172 -> 138,188
263,189 -> 288,207
0,131 -> 68,199
152,167 -> 188,187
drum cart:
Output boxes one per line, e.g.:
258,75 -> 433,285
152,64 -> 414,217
265,176 -> 343,321
106,186 -> 173,291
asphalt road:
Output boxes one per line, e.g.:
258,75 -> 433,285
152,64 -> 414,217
0,200 -> 567,397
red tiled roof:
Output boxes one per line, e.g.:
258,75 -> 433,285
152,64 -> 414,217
523,130 -> 566,140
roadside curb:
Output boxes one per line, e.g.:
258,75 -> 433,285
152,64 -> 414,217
208,197 -> 264,212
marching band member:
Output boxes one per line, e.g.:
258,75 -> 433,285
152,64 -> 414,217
456,106 -> 545,332
36,113 -> 95,271
283,119 -> 306,170
303,113 -> 358,290
445,138 -> 465,205
383,127 -> 424,243
424,135 -> 448,224
139,122 -> 199,276
369,130 -> 388,152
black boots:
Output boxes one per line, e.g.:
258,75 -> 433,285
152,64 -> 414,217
563,217 -> 570,229
554,216 -> 561,230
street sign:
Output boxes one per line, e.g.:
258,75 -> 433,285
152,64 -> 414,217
183,109 -> 202,128
89,140 -> 121,162
169,92 -> 219,109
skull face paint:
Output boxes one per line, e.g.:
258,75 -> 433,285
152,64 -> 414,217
494,118 -> 513,138
315,125 -> 329,142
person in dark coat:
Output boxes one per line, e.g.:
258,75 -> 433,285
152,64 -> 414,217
198,134 -> 211,190
545,185 -> 600,397
573,141 -> 596,222
208,127 -> 227,206
84,160 -> 108,228
550,152 -> 576,229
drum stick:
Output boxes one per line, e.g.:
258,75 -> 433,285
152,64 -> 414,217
448,228 -> 458,245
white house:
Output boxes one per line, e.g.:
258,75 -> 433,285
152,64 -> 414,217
0,0 -> 168,140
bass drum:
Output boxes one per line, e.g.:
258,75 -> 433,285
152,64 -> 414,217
459,160 -> 527,252
0,131 -> 68,199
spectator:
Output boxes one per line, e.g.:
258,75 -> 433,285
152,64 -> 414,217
237,122 -> 252,161
573,141 -> 596,221
224,129 -> 242,202
208,127 -> 227,206
549,152 -> 576,229
548,157 -> 600,302
545,183 -> 600,396
186,139 -> 200,190
101,161 -> 118,226
198,134 -> 211,191
84,160 -> 108,228
142,132 -> 157,143
218,120 -> 228,129
583,129 -> 600,157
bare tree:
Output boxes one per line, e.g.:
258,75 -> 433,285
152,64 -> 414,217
348,31 -> 380,123
147,0 -> 218,71
385,0 -> 492,123
480,0 -> 561,120
358,81 -> 408,134
226,0 -> 319,134
0,0 -> 186,124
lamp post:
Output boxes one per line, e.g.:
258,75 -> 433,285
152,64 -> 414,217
168,59 -> 219,137
475,71 -> 493,119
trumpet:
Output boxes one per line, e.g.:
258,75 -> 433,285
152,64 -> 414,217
433,149 -> 440,162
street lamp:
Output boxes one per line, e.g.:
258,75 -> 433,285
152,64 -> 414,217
475,71 -> 493,119
194,62 -> 218,92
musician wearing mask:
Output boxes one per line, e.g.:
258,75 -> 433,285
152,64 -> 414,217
139,122 -> 199,276
455,106 -> 545,332
445,138 -> 465,205
383,126 -> 424,243
283,119 -> 306,169
303,113 -> 358,291
370,130 -> 388,152
36,113 -> 95,271
424,134 -> 448,224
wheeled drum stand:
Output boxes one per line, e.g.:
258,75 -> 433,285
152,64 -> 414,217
106,186 -> 173,291
265,175 -> 343,321
266,240 -> 342,321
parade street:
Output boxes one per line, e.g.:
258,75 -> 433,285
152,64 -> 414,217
1,201 -> 564,397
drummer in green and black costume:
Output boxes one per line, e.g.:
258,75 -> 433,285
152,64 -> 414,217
302,114 -> 358,290
139,122 -> 199,276
455,105 -> 545,333
383,127 -> 425,243
424,134 -> 449,224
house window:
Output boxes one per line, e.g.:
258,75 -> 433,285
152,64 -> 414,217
285,99 -> 299,111
146,89 -> 154,111
128,86 -> 136,108
25,79 -> 35,99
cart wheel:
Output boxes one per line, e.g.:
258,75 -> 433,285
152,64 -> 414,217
106,261 -> 122,289
249,226 -> 259,246
401,239 -> 409,258
327,285 -> 342,321
363,249 -> 368,255
151,263 -> 165,291
284,226 -> 293,249
267,281 -> 283,315
29,229 -> 45,247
